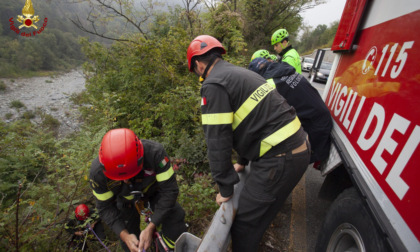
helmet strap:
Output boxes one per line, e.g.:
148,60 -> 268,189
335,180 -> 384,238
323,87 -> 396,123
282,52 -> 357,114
199,55 -> 218,83
280,40 -> 288,50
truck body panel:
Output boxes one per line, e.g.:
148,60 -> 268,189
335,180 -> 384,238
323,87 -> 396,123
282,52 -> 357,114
321,0 -> 420,250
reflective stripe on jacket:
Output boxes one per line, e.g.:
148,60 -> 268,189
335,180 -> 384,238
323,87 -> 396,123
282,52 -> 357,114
89,140 -> 179,236
200,60 -> 306,197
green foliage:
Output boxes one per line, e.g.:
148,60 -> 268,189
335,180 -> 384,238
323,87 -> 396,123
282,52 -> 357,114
240,0 -> 311,50
10,100 -> 25,109
21,110 -> 36,120
79,27 -> 206,164
177,174 -> 218,236
296,21 -> 339,54
40,114 -> 60,133
0,0 -> 85,77
0,80 -> 6,91
5,113 -> 13,120
0,118 -> 110,250
206,4 -> 247,56
0,1 -> 340,250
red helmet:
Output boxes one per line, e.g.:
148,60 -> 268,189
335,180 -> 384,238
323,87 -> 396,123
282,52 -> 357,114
75,204 -> 90,221
187,35 -> 226,72
99,128 -> 144,180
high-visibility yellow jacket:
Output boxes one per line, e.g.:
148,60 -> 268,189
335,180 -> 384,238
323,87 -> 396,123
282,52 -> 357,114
200,60 -> 306,197
89,140 -> 178,236
280,45 -> 302,74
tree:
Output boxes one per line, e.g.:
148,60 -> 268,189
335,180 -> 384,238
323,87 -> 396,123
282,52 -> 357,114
295,21 -> 339,54
180,0 -> 202,37
68,0 -> 161,43
240,0 -> 324,50
206,3 -> 247,55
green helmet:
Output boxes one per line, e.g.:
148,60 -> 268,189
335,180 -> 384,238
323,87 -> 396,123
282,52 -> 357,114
271,29 -> 289,45
268,54 -> 277,61
250,49 -> 270,62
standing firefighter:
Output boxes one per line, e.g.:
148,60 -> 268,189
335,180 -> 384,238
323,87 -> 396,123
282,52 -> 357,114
187,35 -> 310,251
271,28 -> 302,74
89,128 -> 187,252
249,57 -> 333,167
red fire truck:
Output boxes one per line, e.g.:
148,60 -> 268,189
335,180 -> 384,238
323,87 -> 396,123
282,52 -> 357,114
315,0 -> 420,251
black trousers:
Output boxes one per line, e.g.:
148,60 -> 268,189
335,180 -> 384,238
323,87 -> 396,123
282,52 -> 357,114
120,201 -> 187,251
231,145 -> 310,251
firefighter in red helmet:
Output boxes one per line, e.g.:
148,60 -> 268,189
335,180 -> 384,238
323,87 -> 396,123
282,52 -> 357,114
89,128 -> 186,252
75,204 -> 90,221
65,203 -> 105,250
187,35 -> 310,251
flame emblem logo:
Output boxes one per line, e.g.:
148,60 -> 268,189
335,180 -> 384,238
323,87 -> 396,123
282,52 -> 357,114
17,0 -> 40,29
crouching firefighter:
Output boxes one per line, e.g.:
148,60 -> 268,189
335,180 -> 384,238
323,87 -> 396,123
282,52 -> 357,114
65,204 -> 106,250
89,128 -> 187,252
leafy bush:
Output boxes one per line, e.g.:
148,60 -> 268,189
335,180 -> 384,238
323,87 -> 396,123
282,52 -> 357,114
0,119 -> 110,250
41,114 -> 60,133
79,27 -> 207,170
177,174 -> 219,236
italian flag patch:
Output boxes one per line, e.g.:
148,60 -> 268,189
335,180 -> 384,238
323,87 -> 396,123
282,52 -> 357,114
159,157 -> 169,168
201,97 -> 207,106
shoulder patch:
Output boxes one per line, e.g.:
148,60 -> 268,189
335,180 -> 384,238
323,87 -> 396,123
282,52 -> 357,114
159,156 -> 169,168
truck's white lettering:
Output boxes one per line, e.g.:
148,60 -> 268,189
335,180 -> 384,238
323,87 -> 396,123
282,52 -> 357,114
343,90 -> 357,129
357,102 -> 385,151
349,96 -> 365,134
371,113 -> 410,174
334,86 -> 347,117
386,125 -> 420,200
329,82 -> 365,134
340,89 -> 354,122
331,83 -> 341,110
327,81 -> 336,107
381,43 -> 398,77
356,105 -> 418,200
372,41 -> 414,79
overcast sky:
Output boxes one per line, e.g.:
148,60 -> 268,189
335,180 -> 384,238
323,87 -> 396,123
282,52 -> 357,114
301,0 -> 347,28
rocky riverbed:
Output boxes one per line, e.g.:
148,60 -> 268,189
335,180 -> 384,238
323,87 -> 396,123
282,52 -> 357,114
0,69 -> 86,137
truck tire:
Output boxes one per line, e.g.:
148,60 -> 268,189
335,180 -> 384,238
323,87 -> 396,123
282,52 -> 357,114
315,187 -> 390,252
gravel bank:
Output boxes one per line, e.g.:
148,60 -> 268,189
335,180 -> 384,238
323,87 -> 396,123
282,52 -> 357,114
0,69 -> 86,137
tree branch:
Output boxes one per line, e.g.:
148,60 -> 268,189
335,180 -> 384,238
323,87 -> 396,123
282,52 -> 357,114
70,16 -> 136,44
68,0 -> 151,43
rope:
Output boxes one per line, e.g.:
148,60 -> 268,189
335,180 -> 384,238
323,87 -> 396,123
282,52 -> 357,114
86,223 -> 111,252
81,231 -> 88,251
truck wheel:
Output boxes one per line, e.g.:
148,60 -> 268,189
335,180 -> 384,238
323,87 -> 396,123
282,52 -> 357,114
315,187 -> 390,252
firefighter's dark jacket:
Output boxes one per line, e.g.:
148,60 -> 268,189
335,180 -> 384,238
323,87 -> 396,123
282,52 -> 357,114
89,140 -> 178,236
200,60 -> 306,198
252,60 -> 333,162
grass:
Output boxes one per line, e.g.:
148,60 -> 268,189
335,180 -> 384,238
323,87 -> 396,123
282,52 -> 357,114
22,110 -> 36,120
5,113 -> 13,120
10,100 -> 25,109
0,81 -> 6,91
41,114 -> 60,132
